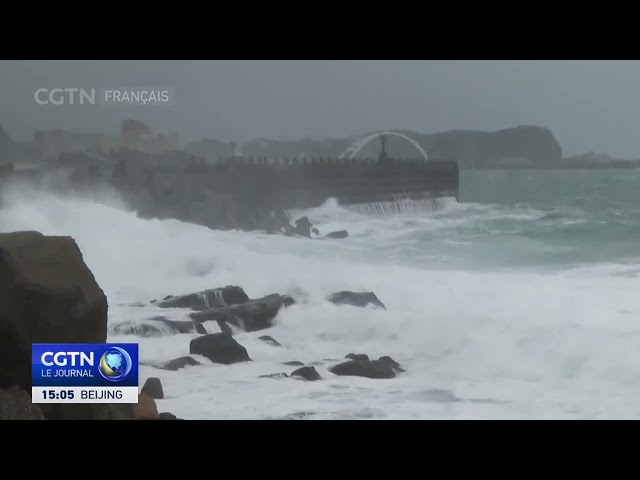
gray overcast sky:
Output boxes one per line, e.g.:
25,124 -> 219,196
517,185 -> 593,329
1,60 -> 639,157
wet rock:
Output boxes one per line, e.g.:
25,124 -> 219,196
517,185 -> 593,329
290,366 -> 322,381
258,335 -> 281,347
282,361 -> 304,367
379,355 -> 405,373
158,412 -> 183,420
259,372 -> 289,379
329,356 -> 403,379
141,377 -> 164,400
345,353 -> 370,362
294,216 -> 313,238
325,230 -> 349,239
195,323 -> 207,334
189,333 -> 252,365
111,318 -> 198,337
0,231 -> 128,421
216,321 -> 233,335
135,393 -> 159,420
190,294 -> 295,333
327,291 -> 386,309
158,356 -> 200,371
0,386 -> 45,420
155,285 -> 249,310
0,231 -> 108,392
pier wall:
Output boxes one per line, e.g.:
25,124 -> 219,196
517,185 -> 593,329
0,154 -> 459,230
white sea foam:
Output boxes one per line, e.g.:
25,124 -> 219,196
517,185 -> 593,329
2,183 -> 640,419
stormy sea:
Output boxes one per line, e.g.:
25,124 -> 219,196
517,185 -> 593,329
1,168 -> 639,420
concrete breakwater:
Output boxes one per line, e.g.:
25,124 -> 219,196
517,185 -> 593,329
0,152 -> 460,231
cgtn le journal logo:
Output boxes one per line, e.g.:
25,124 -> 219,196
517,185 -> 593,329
31,343 -> 139,404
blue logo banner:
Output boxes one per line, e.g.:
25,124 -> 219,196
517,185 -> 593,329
32,343 -> 139,388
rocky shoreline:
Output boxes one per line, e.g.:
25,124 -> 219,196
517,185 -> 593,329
0,230 -> 400,420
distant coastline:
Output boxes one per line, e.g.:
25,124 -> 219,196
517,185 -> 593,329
2,120 -> 640,171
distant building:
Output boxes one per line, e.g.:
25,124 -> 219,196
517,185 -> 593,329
34,120 -> 179,160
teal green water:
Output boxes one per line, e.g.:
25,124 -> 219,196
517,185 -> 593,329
297,168 -> 640,272
338,168 -> 640,271
454,169 -> 640,268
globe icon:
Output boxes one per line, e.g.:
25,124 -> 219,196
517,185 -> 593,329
99,347 -> 132,382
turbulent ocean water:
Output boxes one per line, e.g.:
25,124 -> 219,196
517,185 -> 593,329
2,169 -> 640,419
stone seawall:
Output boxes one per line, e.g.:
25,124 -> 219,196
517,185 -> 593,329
0,155 -> 459,231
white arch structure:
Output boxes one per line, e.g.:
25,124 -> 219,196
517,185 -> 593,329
338,131 -> 430,161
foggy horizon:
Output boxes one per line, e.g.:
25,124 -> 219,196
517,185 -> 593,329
2,60 -> 640,158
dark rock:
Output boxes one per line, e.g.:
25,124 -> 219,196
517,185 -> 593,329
329,357 -> 401,379
290,366 -> 322,381
0,387 -> 45,420
158,412 -> 183,420
327,291 -> 386,309
158,356 -> 200,371
311,228 -> 319,236
189,333 -> 252,365
325,230 -> 349,239
378,355 -> 405,373
259,372 -> 289,379
258,335 -> 281,347
346,353 -> 370,362
195,322 -> 207,334
141,377 -> 164,399
111,318 -> 198,337
282,361 -> 304,367
0,231 -> 130,420
216,321 -> 233,335
294,216 -> 313,238
156,285 -> 249,310
190,294 -> 295,333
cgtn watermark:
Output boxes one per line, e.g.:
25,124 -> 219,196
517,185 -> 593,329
34,87 -> 176,106
31,343 -> 139,403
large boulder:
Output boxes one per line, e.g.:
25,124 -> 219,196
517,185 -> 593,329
190,294 -> 294,333
154,286 -> 249,310
0,231 -> 108,390
0,232 -> 127,419
0,386 -> 45,420
189,333 -> 252,364
327,291 -> 386,309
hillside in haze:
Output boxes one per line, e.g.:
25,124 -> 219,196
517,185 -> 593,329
185,125 -> 564,168
8,121 -> 619,169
